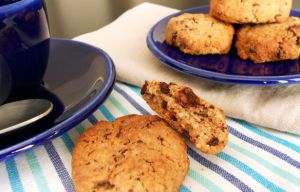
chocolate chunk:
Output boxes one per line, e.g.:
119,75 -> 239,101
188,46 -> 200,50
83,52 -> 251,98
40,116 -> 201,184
171,32 -> 177,45
162,100 -> 168,109
103,132 -> 112,139
275,14 -> 282,20
160,82 -> 170,94
141,81 -> 149,95
175,87 -> 198,107
249,48 -> 257,54
287,25 -> 300,34
94,181 -> 115,190
207,137 -> 219,146
171,115 -> 177,121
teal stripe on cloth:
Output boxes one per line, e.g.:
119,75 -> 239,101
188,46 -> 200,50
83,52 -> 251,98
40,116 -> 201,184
217,152 -> 284,192
61,133 -> 75,154
25,150 -> 50,192
179,185 -> 192,192
125,83 -> 142,95
75,124 -> 85,134
5,159 -> 24,192
228,142 -> 300,187
234,119 -> 300,154
99,105 -> 115,121
108,95 -> 130,114
188,169 -> 223,192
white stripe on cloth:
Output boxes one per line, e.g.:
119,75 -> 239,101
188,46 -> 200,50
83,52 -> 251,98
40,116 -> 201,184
15,155 -> 39,192
0,163 -> 12,192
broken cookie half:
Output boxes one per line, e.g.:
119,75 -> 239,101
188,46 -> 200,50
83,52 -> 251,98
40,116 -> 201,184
141,80 -> 228,154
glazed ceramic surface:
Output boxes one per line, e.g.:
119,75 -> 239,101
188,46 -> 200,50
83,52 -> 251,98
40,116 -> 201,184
0,0 -> 50,103
0,38 -> 115,161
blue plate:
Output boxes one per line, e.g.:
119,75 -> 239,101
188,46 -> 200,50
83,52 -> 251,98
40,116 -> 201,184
0,38 -> 116,161
147,6 -> 300,86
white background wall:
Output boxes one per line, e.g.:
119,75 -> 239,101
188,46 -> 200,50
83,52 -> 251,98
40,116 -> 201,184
45,0 -> 300,39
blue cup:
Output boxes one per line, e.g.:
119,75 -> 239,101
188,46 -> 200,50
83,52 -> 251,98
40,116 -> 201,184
0,0 -> 50,104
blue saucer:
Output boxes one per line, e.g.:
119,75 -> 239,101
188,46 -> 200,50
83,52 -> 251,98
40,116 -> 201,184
147,6 -> 300,86
0,38 -> 116,161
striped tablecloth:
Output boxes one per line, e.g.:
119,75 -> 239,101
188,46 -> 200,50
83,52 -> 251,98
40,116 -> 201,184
1,82 -> 300,192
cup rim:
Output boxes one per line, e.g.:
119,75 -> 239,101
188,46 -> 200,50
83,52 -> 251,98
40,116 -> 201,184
0,0 -> 43,15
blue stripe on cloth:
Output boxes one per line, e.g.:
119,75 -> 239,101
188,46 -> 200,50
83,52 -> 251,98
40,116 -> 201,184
25,150 -> 50,192
217,152 -> 284,192
229,126 -> 300,169
44,142 -> 75,192
179,185 -> 192,192
114,85 -> 151,115
234,119 -> 300,154
99,105 -> 115,122
5,158 -> 24,192
188,147 -> 253,192
113,84 -> 253,192
61,134 -> 75,154
88,115 -> 98,125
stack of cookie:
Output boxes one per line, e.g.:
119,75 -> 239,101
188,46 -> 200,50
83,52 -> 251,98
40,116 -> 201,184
166,0 -> 300,63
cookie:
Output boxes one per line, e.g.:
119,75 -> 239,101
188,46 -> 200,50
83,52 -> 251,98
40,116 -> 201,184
165,13 -> 234,55
72,115 -> 189,192
141,81 -> 228,154
210,0 -> 292,24
236,17 -> 300,63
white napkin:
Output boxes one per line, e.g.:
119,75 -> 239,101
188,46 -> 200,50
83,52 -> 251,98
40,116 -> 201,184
74,3 -> 300,135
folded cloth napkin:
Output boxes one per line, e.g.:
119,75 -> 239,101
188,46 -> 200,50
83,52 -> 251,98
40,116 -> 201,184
75,2 -> 300,135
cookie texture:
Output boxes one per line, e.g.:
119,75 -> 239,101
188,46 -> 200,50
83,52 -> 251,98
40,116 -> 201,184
72,115 -> 189,192
165,13 -> 234,55
236,17 -> 300,63
141,81 -> 228,154
210,0 -> 292,24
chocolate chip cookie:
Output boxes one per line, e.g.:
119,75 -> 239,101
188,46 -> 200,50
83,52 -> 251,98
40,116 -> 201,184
165,13 -> 234,55
141,81 -> 228,154
236,17 -> 300,63
210,0 -> 292,24
72,115 -> 189,192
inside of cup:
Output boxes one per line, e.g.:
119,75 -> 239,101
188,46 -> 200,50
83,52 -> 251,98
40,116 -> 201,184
0,0 -> 22,6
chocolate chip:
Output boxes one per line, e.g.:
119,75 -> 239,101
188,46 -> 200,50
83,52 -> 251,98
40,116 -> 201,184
171,115 -> 177,121
249,48 -> 257,54
287,25 -> 300,35
103,132 -> 112,139
157,136 -> 164,144
162,100 -> 168,109
275,14 -> 282,21
160,82 -> 170,94
172,32 -> 178,45
207,137 -> 219,146
94,181 -> 115,190
175,87 -> 198,108
297,37 -> 300,45
277,49 -> 283,59
141,81 -> 149,95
